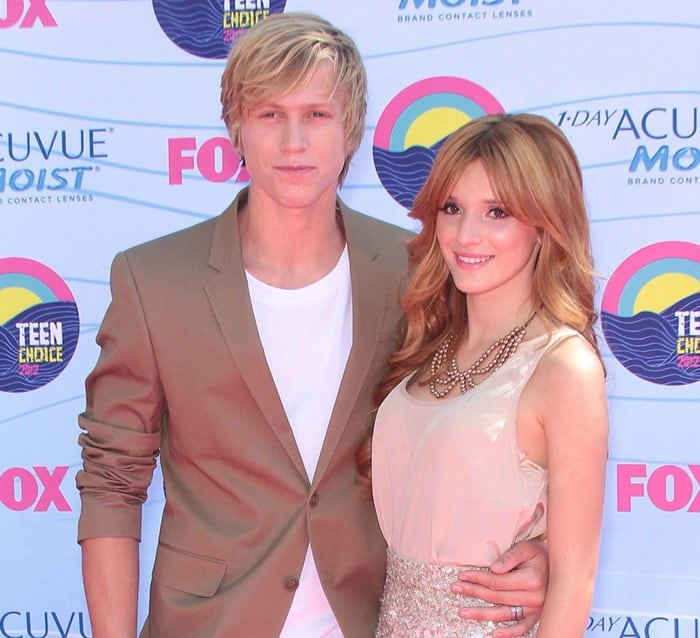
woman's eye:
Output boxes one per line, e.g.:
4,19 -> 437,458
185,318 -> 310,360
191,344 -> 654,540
440,202 -> 462,216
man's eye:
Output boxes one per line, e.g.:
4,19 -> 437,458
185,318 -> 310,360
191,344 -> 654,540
487,207 -> 508,219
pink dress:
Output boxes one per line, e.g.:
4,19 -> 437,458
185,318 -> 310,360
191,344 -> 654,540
372,328 -> 577,637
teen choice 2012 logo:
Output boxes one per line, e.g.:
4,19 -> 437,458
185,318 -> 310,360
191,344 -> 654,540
373,76 -> 504,209
152,0 -> 286,59
0,258 -> 80,393
601,241 -> 700,385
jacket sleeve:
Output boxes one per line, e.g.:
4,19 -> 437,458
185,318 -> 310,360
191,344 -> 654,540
76,250 -> 164,542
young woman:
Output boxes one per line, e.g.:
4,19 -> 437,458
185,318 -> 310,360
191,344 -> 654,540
363,113 -> 609,637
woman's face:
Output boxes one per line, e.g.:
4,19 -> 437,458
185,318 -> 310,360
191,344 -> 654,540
436,160 -> 541,304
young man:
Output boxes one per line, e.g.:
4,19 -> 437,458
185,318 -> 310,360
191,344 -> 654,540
77,12 -> 547,638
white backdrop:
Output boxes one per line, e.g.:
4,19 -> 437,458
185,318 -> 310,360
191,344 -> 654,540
1,1 -> 699,636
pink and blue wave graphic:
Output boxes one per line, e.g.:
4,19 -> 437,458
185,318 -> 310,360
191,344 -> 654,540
0,258 -> 80,393
152,0 -> 286,60
373,77 -> 504,209
1,302 -> 80,392
601,242 -> 700,386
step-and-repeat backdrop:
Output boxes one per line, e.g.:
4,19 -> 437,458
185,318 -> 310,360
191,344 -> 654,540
1,1 -> 698,636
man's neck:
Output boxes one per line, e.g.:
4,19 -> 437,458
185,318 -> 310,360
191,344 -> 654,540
238,192 -> 346,290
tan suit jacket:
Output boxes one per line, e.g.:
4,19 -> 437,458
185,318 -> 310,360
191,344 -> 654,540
77,189 -> 411,637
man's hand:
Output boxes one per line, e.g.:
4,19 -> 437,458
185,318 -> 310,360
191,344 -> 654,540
450,539 -> 548,638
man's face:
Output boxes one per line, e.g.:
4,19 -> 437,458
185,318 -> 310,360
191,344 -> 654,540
238,62 -> 348,213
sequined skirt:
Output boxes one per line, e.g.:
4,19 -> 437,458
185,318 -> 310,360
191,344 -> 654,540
376,550 -> 537,638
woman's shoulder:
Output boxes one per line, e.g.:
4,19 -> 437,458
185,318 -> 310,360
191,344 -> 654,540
520,326 -> 608,451
533,328 -> 606,407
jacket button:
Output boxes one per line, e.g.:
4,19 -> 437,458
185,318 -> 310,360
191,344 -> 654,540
309,492 -> 320,507
284,577 -> 299,591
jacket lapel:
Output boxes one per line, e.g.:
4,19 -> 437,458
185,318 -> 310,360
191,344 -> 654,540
312,203 -> 394,483
203,191 -> 308,481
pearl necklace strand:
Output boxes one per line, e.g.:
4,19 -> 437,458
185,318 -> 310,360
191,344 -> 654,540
428,313 -> 536,399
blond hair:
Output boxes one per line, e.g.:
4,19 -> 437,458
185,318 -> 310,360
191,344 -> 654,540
220,12 -> 367,184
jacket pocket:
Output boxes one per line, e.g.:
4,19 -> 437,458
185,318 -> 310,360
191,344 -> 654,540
152,544 -> 226,598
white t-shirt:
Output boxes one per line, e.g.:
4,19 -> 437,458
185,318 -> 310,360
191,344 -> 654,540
246,245 -> 352,638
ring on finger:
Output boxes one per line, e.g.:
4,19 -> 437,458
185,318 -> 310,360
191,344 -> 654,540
510,605 -> 524,622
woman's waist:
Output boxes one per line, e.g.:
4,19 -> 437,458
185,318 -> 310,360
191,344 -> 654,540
378,549 -> 537,638
387,548 -> 490,575
379,549 -> 501,634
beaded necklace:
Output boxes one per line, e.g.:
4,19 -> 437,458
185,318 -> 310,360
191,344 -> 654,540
428,313 -> 536,399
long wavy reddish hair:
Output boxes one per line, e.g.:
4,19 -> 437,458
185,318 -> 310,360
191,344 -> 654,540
357,113 -> 601,489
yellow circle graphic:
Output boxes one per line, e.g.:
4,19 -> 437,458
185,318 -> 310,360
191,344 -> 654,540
633,273 -> 700,314
0,287 -> 42,324
404,107 -> 472,149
